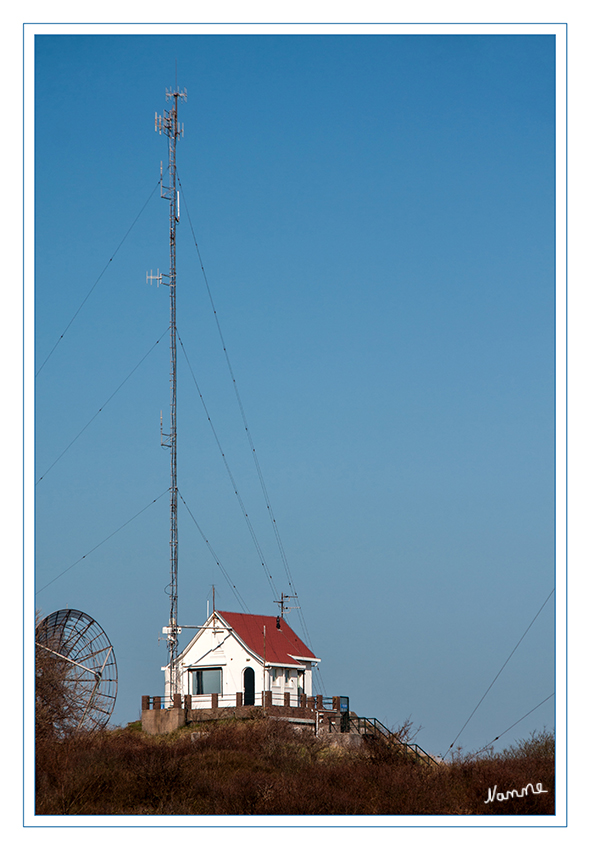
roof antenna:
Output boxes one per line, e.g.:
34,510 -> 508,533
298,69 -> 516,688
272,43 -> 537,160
274,592 -> 300,623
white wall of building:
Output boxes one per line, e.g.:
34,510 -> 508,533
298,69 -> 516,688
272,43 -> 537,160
163,613 -> 313,705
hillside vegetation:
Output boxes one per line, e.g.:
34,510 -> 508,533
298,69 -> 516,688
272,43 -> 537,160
35,718 -> 555,815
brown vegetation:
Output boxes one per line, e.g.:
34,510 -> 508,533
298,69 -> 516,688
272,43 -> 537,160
35,615 -> 73,742
35,719 -> 555,815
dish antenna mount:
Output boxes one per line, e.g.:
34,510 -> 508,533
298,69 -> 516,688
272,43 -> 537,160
36,609 -> 118,734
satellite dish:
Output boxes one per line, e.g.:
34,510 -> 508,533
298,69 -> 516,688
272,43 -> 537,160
36,609 -> 118,734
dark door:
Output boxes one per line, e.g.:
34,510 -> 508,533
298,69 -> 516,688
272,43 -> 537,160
243,667 -> 255,705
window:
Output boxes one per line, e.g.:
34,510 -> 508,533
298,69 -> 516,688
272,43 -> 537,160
272,667 -> 281,683
191,668 -> 222,695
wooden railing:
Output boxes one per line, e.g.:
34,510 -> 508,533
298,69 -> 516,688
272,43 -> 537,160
329,714 -> 438,767
142,693 -> 347,712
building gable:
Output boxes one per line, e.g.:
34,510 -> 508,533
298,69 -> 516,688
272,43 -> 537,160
176,611 -> 320,668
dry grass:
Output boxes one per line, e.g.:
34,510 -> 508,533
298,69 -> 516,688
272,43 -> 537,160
35,719 -> 554,815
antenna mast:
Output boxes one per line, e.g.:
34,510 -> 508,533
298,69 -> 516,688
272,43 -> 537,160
155,85 -> 186,697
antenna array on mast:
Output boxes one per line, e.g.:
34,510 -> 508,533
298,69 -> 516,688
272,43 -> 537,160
153,85 -> 186,697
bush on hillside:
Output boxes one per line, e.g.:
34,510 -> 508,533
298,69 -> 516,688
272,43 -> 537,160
35,718 -> 555,816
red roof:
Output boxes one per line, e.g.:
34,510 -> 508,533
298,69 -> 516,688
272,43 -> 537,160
217,611 -> 319,666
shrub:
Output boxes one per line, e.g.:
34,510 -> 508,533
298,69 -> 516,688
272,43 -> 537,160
35,720 -> 555,815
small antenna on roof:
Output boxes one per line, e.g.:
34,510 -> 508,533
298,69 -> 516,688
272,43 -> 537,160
274,592 -> 299,619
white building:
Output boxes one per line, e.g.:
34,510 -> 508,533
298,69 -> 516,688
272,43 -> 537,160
163,610 -> 321,709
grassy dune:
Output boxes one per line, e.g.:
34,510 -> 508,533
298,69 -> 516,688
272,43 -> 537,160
35,718 -> 554,816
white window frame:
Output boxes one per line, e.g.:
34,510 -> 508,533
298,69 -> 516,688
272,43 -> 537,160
190,667 -> 223,696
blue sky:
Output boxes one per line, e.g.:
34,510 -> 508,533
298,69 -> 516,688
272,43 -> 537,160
34,31 -> 557,758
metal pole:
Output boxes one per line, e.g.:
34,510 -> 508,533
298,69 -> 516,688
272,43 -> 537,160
155,86 -> 186,697
168,90 -> 179,696
263,625 -> 266,711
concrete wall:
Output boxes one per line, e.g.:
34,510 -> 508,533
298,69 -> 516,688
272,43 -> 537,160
318,729 -> 363,748
141,706 -> 186,735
